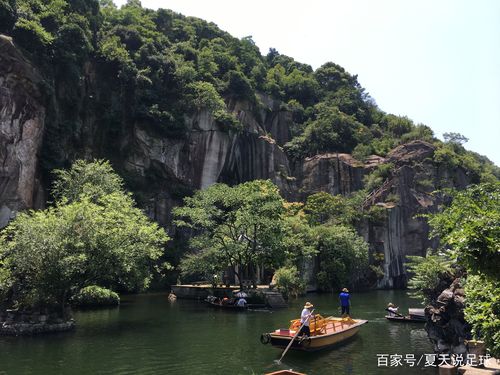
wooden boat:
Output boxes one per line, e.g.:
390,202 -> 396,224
385,307 -> 425,323
385,315 -> 425,323
205,299 -> 247,310
408,308 -> 425,319
261,315 -> 367,351
205,297 -> 267,311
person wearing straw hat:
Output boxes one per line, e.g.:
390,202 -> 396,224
299,302 -> 315,337
339,288 -> 351,316
387,302 -> 399,317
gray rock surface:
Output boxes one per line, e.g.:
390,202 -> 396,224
0,36 -> 474,289
0,35 -> 45,227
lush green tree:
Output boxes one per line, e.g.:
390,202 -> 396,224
265,63 -> 286,99
443,132 -> 468,145
283,68 -> 319,107
52,159 -> 124,203
416,182 -> 500,355
304,191 -> 364,226
313,225 -> 369,291
464,275 -> 500,357
383,114 -> 414,137
406,253 -> 456,304
284,103 -> 364,158
226,69 -> 254,100
314,62 -> 357,93
179,248 -> 222,287
281,203 -> 317,264
174,180 -> 287,286
427,183 -> 500,278
0,160 -> 169,314
71,285 -> 120,307
273,265 -> 306,299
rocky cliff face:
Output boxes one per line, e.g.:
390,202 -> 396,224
0,35 -> 45,227
298,153 -> 365,198
0,36 -> 472,288
361,141 -> 441,288
362,142 -> 471,288
122,99 -> 296,226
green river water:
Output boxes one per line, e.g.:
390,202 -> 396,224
0,290 -> 437,375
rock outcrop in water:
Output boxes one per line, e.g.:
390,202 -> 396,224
425,278 -> 470,356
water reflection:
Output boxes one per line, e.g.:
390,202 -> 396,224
0,290 -> 435,375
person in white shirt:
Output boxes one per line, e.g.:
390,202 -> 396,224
299,302 -> 314,337
236,298 -> 247,307
387,303 -> 399,317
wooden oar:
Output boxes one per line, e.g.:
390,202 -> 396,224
385,308 -> 405,318
276,309 -> 315,365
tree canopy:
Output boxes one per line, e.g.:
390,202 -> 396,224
427,182 -> 500,278
174,180 -> 287,286
1,0 -> 497,182
0,160 -> 169,313
408,182 -> 500,356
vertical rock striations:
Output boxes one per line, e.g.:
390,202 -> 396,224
122,99 -> 296,225
0,36 -> 477,290
0,35 -> 45,227
299,153 -> 365,198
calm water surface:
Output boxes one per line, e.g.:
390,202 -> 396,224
0,290 -> 437,375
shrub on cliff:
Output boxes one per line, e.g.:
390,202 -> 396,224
72,286 -> 120,307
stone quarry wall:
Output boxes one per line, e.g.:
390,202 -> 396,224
0,35 -> 473,289
0,35 -> 45,227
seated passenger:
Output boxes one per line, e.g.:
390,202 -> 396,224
387,303 -> 399,316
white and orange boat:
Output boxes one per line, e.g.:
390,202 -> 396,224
260,314 -> 368,351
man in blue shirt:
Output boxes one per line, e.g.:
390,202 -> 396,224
339,288 -> 351,316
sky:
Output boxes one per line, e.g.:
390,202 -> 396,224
114,0 -> 500,165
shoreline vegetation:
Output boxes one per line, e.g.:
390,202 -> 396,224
0,160 -> 169,333
0,0 -> 498,369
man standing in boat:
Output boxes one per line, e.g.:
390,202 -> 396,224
299,302 -> 315,337
339,288 -> 351,316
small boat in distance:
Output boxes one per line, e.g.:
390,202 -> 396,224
385,315 -> 425,323
204,295 -> 267,310
261,315 -> 367,351
385,307 -> 426,323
